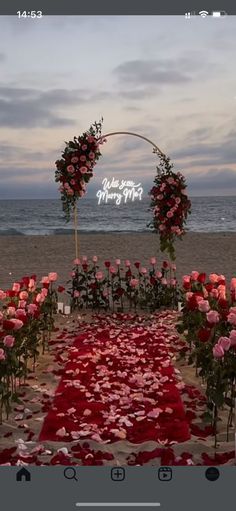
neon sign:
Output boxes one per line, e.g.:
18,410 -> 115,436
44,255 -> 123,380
96,177 -> 143,205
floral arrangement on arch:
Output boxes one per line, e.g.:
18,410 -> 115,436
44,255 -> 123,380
149,152 -> 191,261
55,119 -> 104,221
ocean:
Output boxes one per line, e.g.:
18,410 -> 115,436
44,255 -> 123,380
0,197 -> 235,235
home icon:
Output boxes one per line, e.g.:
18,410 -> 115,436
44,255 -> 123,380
16,468 -> 31,482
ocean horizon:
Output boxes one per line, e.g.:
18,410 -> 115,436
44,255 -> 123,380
0,196 -> 236,235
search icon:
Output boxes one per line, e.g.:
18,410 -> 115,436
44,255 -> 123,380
64,467 -> 78,481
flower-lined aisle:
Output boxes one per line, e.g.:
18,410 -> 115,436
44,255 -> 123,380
0,311 -> 234,465
39,311 -> 190,444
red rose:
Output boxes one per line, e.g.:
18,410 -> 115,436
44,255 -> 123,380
197,273 -> 206,283
117,288 -> 125,297
198,328 -> 211,342
126,269 -> 132,278
205,283 -> 213,292
43,282 -> 50,289
58,286 -> 65,293
134,261 -> 140,269
22,277 -> 30,286
30,274 -> 37,281
6,290 -> 16,298
150,277 -> 156,285
104,261 -> 111,268
218,298 -> 229,309
82,264 -> 88,272
2,319 -> 15,330
162,261 -> 169,269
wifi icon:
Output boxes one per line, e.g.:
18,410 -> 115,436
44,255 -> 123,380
199,10 -> 209,17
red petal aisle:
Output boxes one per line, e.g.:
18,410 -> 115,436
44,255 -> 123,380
39,312 -> 190,445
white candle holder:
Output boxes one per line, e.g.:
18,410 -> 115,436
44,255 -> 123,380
64,305 -> 71,315
57,302 -> 64,313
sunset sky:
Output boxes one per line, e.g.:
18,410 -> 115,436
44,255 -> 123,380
0,15 -> 236,199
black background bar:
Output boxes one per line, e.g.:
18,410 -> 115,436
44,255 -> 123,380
1,0 -> 236,15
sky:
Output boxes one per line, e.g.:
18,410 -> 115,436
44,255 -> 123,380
0,15 -> 236,199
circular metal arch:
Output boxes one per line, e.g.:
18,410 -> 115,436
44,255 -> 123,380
98,131 -> 165,156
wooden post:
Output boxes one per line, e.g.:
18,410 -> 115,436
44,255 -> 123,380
74,204 -> 79,259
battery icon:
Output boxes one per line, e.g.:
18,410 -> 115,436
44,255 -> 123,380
212,11 -> 227,17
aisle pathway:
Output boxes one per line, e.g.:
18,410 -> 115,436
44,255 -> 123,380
40,312 -> 190,444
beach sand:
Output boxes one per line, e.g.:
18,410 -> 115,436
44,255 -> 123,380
0,232 -> 235,289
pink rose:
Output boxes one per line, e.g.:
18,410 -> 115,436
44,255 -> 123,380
7,306 -> 16,317
198,300 -> 210,313
110,266 -> 116,274
141,267 -> 147,275
186,292 -> 193,301
230,278 -> 236,290
157,194 -> 163,200
41,276 -> 50,284
19,291 -> 28,300
206,310 -> 220,324
175,197 -> 181,204
210,288 -> 219,299
89,151 -> 95,160
28,278 -> 36,291
80,155 -> 86,162
80,166 -> 88,174
36,293 -> 45,304
3,335 -> 15,348
0,348 -> 6,361
71,157 -> 78,163
167,211 -> 173,218
27,304 -> 38,315
125,260 -> 131,267
155,271 -> 162,279
218,336 -> 231,352
67,165 -> 75,173
130,278 -> 139,288
191,271 -> 199,281
15,308 -> 26,318
41,288 -> 48,297
18,300 -> 26,309
182,275 -> 191,284
74,290 -> 80,298
170,278 -> 177,286
95,271 -> 103,281
74,258 -> 81,266
48,272 -> 58,282
209,273 -> 219,284
115,259 -> 121,266
82,256 -> 88,263
171,263 -> 177,271
92,255 -> 98,263
227,312 -> 236,326
82,144 -> 87,151
161,278 -> 167,285
11,319 -> 24,330
0,290 -> 7,300
150,257 -> 156,265
229,330 -> 236,346
213,344 -> 224,359
12,283 -> 20,293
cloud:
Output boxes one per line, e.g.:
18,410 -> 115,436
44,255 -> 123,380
187,168 -> 236,194
0,86 -> 92,128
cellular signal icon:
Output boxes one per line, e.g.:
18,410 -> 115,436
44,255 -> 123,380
199,10 -> 209,17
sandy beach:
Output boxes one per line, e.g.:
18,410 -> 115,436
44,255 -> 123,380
0,232 -> 235,290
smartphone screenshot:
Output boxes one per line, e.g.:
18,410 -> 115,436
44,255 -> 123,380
0,1 -> 235,510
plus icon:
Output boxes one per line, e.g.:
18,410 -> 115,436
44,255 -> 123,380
111,467 -> 126,481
